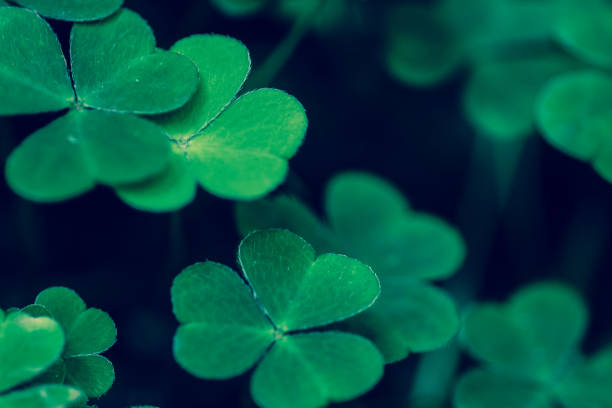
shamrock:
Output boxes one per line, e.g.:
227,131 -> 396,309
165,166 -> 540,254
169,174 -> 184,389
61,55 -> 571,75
0,309 -> 86,408
21,287 -> 117,401
2,7 -> 199,203
171,229 -> 384,408
454,281 -> 612,408
10,0 -> 123,22
115,34 -> 307,211
235,172 -> 466,363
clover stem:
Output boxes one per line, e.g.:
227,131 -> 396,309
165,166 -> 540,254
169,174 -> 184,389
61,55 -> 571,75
246,0 -> 326,89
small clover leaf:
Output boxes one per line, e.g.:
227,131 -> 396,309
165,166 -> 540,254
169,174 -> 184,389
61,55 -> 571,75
454,281 -> 612,408
236,172 -> 466,363
536,70 -> 612,184
116,34 -> 307,210
11,0 -> 123,22
22,287 -> 117,400
0,310 -> 86,408
172,229 -> 384,408
2,7 -> 199,203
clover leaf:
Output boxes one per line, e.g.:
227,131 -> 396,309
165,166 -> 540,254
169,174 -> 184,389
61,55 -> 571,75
0,310 -> 86,408
454,282 -> 612,408
236,172 -> 466,363
11,0 -> 123,22
2,7 -> 199,202
21,287 -> 117,400
116,34 -> 307,211
171,229 -> 384,408
210,0 -> 268,16
536,70 -> 612,184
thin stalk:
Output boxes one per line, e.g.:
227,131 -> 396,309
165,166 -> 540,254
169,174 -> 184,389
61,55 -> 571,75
246,0 -> 325,89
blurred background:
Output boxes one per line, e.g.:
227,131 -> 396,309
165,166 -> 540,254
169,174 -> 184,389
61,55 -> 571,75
1,0 -> 611,406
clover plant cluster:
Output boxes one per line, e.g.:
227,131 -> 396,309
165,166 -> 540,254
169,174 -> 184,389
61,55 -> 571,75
386,0 -> 612,185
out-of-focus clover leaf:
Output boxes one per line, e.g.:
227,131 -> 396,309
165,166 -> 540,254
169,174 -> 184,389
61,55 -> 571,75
22,287 -> 117,400
172,229 -> 384,408
0,310 -> 86,408
465,48 -> 580,140
0,1 -> 7,6
236,172 -> 466,363
556,0 -> 612,69
116,35 -> 307,211
210,0 -> 268,16
2,8 -> 199,203
11,0 -> 123,22
536,70 -> 612,184
454,281 -> 612,408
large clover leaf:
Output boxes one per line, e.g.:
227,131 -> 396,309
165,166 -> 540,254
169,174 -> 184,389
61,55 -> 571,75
0,310 -> 86,408
2,7 -> 199,202
171,229 -> 383,408
21,287 -> 117,400
11,0 -> 123,22
454,282 -> 612,408
116,34 -> 307,211
536,70 -> 612,184
236,172 -> 466,363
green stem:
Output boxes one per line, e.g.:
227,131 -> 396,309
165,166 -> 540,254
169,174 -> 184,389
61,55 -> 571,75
246,0 -> 325,89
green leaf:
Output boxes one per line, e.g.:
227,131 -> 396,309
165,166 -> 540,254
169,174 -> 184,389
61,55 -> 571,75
35,288 -> 86,331
0,8 -> 74,115
172,262 -> 275,379
344,281 -> 459,363
235,195 -> 340,254
536,70 -> 612,183
6,110 -> 169,202
465,50 -> 579,140
0,385 -> 85,408
251,332 -> 383,408
64,355 -> 114,398
556,1 -> 612,69
115,146 -> 197,212
0,313 -> 64,393
463,282 -> 587,379
34,359 -> 67,384
0,1 -> 8,6
238,229 -> 380,332
12,0 -> 123,22
64,308 -> 116,357
70,9 -> 198,114
454,369 -> 551,408
385,4 -> 462,86
155,35 -> 250,139
210,0 -> 268,16
185,88 -> 307,199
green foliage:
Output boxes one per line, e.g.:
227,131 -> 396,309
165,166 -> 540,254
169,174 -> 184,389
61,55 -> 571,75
2,8 -> 198,203
0,310 -> 86,408
536,70 -> 612,183
22,287 -> 117,399
236,172 -> 465,363
171,229 -> 384,408
11,0 -> 123,21
116,35 -> 307,210
210,0 -> 268,16
454,282 -> 612,408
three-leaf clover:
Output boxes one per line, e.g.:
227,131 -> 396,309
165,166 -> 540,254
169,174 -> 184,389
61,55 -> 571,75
2,7 -> 199,202
236,172 -> 466,363
21,287 -> 117,401
0,309 -> 86,408
171,229 -> 384,408
115,34 -> 307,211
454,281 -> 612,408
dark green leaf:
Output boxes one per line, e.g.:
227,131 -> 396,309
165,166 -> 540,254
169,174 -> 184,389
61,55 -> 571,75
64,355 -> 114,398
71,9 -> 198,114
210,0 -> 267,16
238,229 -> 380,332
0,385 -> 85,408
0,8 -> 74,115
251,332 -> 383,408
65,308 -> 116,357
172,262 -> 275,379
12,0 -> 123,22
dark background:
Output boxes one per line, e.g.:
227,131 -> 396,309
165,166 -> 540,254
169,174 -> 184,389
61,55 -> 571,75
1,0 -> 611,407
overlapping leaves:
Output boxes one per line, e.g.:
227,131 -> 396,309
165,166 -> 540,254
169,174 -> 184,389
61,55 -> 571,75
172,229 -> 384,408
21,287 -> 117,400
236,172 -> 466,363
454,282 -> 612,408
0,309 -> 86,408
